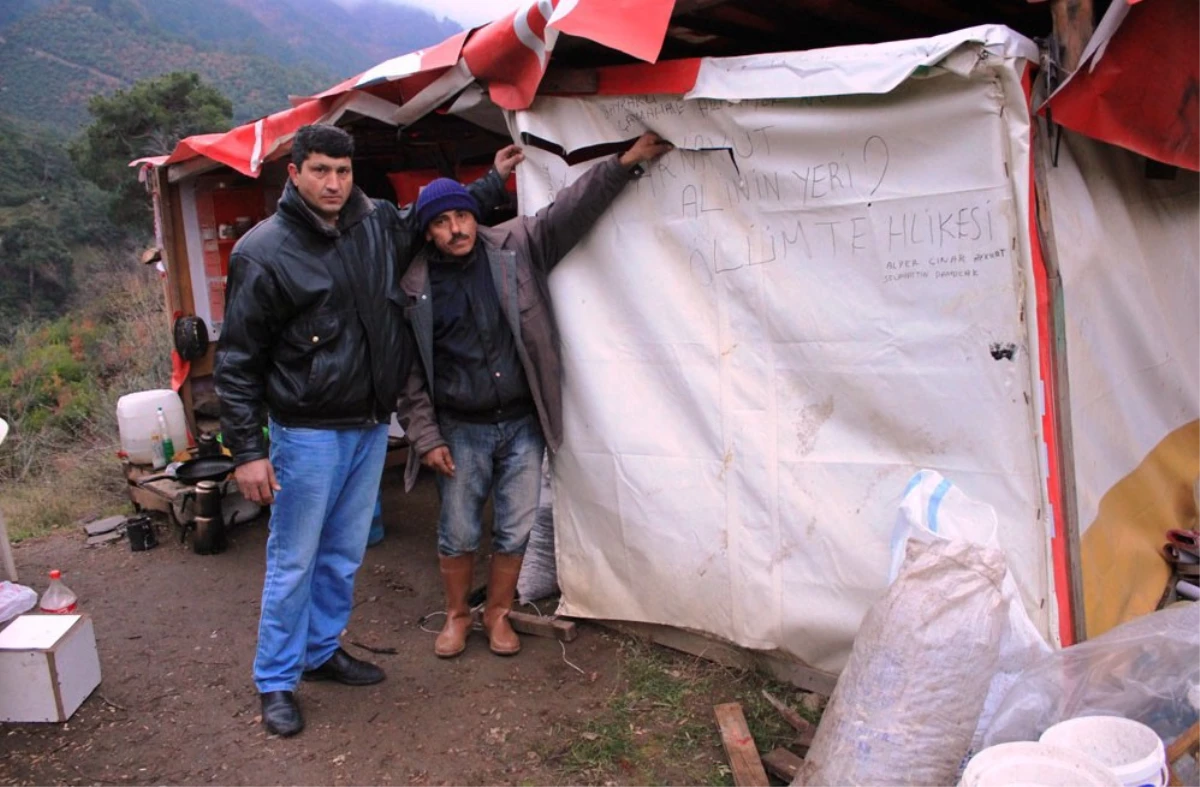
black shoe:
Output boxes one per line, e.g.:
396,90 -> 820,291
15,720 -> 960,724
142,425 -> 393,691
260,691 -> 303,737
301,647 -> 385,686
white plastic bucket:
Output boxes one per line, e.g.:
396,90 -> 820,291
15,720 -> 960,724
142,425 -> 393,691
1040,716 -> 1168,787
116,390 -> 189,464
960,741 -> 1122,787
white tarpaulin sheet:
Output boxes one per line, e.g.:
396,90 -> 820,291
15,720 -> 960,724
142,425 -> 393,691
511,28 -> 1052,672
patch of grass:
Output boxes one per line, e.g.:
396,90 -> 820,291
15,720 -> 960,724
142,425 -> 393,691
2,443 -> 130,541
543,634 -> 823,786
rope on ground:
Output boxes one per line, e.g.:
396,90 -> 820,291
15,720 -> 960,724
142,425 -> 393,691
559,640 -> 585,676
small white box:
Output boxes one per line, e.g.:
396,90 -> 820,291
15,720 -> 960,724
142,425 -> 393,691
0,614 -> 102,722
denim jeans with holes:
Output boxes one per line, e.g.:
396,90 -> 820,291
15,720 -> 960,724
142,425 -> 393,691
435,413 -> 545,557
253,420 -> 388,693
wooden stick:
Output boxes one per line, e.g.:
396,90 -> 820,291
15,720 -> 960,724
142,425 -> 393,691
1167,721 -> 1200,785
1167,721 -> 1200,762
714,702 -> 769,787
761,690 -> 814,734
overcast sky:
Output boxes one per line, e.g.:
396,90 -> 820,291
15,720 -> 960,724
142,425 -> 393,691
393,0 -> 523,28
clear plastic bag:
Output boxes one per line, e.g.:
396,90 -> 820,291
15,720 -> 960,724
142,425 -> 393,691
0,580 -> 38,623
982,603 -> 1200,748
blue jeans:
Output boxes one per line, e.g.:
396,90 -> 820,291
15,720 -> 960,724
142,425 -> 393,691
435,414 -> 545,557
254,421 -> 389,693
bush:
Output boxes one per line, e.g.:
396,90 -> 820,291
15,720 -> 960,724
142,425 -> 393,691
0,260 -> 170,538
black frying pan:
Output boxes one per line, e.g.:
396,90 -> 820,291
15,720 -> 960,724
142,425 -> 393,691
138,455 -> 236,485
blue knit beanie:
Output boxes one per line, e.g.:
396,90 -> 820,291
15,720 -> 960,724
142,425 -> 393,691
416,178 -> 480,230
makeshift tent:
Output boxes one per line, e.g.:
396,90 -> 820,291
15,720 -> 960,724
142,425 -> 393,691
507,27 -> 1055,674
136,0 -> 1196,682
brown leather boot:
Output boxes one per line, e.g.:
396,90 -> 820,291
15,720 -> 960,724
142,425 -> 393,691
435,554 -> 475,658
482,552 -> 522,656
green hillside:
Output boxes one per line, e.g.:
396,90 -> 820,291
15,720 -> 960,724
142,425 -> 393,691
0,2 -> 331,129
0,0 -> 463,132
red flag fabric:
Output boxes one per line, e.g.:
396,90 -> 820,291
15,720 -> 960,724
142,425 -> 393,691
463,2 -> 557,110
548,0 -> 674,63
1045,0 -> 1198,171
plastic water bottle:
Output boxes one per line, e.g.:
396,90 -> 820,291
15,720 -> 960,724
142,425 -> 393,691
39,570 -> 78,614
150,433 -> 167,470
156,407 -> 175,462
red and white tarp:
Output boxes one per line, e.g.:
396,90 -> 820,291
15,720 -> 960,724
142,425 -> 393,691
1043,0 -> 1199,171
136,0 -> 674,178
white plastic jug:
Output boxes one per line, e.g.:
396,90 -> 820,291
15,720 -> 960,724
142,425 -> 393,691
117,390 -> 188,464
960,741 -> 1122,787
1040,716 -> 1169,787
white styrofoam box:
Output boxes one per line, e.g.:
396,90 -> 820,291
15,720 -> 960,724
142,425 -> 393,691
0,614 -> 101,722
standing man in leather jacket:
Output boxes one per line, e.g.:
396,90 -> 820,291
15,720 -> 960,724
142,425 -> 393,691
398,132 -> 672,659
215,124 -> 522,737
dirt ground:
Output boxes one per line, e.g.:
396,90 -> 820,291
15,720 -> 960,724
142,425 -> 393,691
0,465 -> 811,786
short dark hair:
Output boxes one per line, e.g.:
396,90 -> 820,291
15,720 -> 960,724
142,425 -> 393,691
290,124 -> 354,168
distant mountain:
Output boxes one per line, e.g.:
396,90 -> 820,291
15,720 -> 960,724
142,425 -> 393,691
0,0 -> 462,131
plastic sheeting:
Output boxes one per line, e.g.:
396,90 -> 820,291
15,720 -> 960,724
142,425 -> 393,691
1043,130 -> 1200,636
511,27 -> 1053,672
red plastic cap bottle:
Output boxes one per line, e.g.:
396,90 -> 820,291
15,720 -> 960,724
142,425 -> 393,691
40,570 -> 78,614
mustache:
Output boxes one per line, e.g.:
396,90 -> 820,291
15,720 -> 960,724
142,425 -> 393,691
449,233 -> 470,243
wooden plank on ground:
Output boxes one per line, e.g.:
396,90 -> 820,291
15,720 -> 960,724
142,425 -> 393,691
714,702 -> 769,787
507,611 -> 577,642
761,747 -> 804,782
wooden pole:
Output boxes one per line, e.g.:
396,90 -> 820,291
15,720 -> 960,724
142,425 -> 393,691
1050,0 -> 1095,73
1033,103 -> 1088,645
154,167 -> 200,445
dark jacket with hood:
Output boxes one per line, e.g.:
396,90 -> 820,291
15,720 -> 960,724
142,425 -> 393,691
215,170 -> 507,466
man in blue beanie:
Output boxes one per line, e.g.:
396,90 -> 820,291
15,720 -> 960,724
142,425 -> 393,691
399,132 -> 673,659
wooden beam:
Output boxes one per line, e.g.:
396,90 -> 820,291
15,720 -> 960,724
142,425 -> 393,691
538,68 -> 599,95
714,702 -> 770,787
159,171 -> 201,442
167,156 -> 224,184
672,0 -> 731,16
507,611 -> 578,642
1050,0 -> 1095,72
596,619 -> 838,696
1032,111 -> 1088,645
761,748 -> 804,782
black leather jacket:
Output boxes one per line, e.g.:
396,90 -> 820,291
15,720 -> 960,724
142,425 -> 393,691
214,170 -> 507,466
